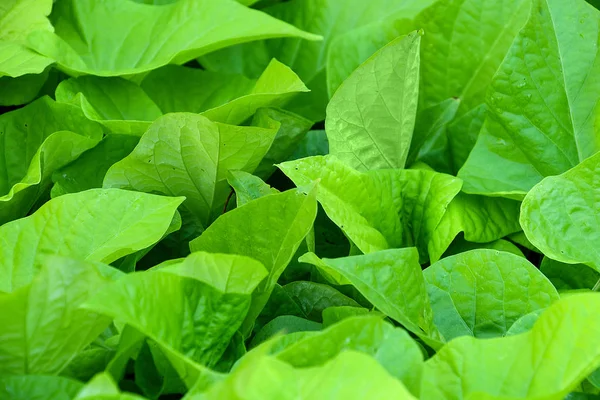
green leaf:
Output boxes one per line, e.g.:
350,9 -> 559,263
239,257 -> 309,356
274,315 -> 423,389
228,170 -> 278,207
251,316 -> 322,347
414,0 -> 530,172
27,0 -> 320,76
0,96 -> 104,224
326,32 -> 421,171
0,0 -> 54,78
55,76 -> 163,135
407,98 -> 460,173
0,375 -> 83,400
0,70 -> 50,106
190,187 -> 318,336
83,251 -> 267,369
428,192 -> 522,262
104,113 -> 277,233
141,59 -> 309,126
0,256 -> 121,374
299,249 -> 443,347
279,155 -> 402,254
200,0 -> 432,121
423,249 -> 559,340
520,151 -> 600,271
51,134 -> 140,197
444,238 -> 525,259
191,347 -> 416,399
0,188 -> 183,292
540,258 -> 600,292
369,168 -> 462,262
251,107 -> 313,179
288,130 -> 329,161
421,293 -> 600,400
458,0 -> 600,197
280,281 -> 360,321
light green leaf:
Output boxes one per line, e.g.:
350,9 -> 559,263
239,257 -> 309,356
55,76 -> 163,135
83,252 -> 267,369
275,315 -> 423,389
74,373 -> 146,400
423,249 -> 558,340
0,96 -> 104,224
429,192 -> 522,262
142,59 -> 308,126
192,347 -> 416,400
0,375 -> 83,400
0,0 -> 54,78
228,170 -> 278,207
190,187 -> 318,336
505,308 -> 545,336
299,249 -> 443,347
104,113 -> 277,233
0,42 -> 53,77
326,32 -> 421,171
0,256 -> 121,374
0,188 -> 183,293
279,156 -> 402,254
369,168 -> 462,262
27,0 -> 320,76
521,152 -> 600,271
458,0 -> 600,197
51,134 -> 140,197
422,293 -> 600,400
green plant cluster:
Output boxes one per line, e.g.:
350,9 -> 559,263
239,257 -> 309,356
1,0 -> 600,399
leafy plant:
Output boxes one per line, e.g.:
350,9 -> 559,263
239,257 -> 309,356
2,0 -> 600,399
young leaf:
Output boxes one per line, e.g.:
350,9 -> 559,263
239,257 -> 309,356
0,97 -> 104,224
520,151 -> 600,272
279,155 -> 402,254
0,257 -> 121,375
83,252 -> 268,368
369,168 -> 462,262
27,0 -> 320,76
228,170 -> 278,207
459,0 -> 600,197
190,187 -> 318,336
55,76 -> 163,135
422,293 -> 600,400
299,249 -> 443,347
326,32 -> 421,171
104,113 -> 277,232
0,188 -> 183,292
423,249 -> 559,340
428,192 -> 522,262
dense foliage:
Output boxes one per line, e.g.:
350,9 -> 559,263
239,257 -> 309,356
1,0 -> 600,399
